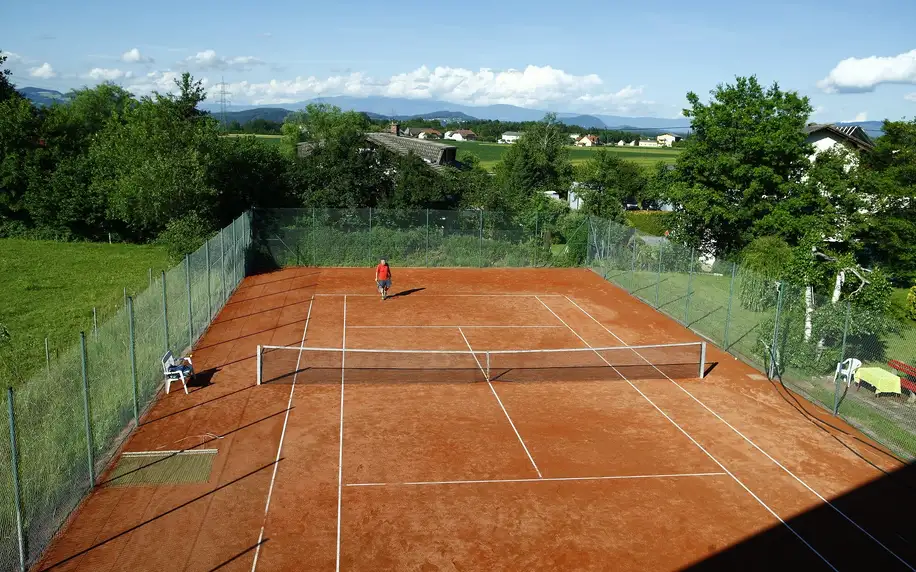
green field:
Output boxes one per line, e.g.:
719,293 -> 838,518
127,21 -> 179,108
445,140 -> 681,170
0,239 -> 171,384
222,133 -> 283,145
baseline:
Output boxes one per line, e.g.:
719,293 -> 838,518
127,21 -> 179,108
346,471 -> 727,487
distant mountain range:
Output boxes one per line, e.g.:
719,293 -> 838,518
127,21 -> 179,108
15,86 -> 888,137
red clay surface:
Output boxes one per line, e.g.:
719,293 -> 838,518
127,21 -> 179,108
33,267 -> 916,571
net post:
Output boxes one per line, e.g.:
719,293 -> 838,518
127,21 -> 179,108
45,336 -> 51,381
128,296 -> 139,424
185,254 -> 193,348
723,262 -> 736,349
699,342 -> 707,379
256,345 -> 262,385
206,239 -> 212,320
79,331 -> 96,485
161,270 -> 170,353
7,387 -> 26,572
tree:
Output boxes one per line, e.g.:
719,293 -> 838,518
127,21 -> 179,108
0,96 -> 42,233
667,76 -> 814,256
494,112 -> 573,213
855,117 -> 916,284
575,151 -> 645,222
0,51 -> 21,103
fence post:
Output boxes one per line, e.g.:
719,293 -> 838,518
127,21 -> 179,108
220,229 -> 227,304
699,342 -> 707,379
161,270 -> 170,353
655,243 -> 663,308
684,248 -> 695,324
232,218 -> 238,285
79,332 -> 95,485
768,282 -> 785,380
128,296 -> 139,424
629,238 -> 637,292
206,240 -> 212,321
724,262 -> 737,348
478,210 -> 483,268
45,337 -> 51,381
368,207 -> 373,265
425,208 -> 430,268
185,255 -> 193,349
311,208 -> 316,267
534,210 -> 539,267
92,307 -> 98,340
149,267 -> 153,289
7,387 -> 26,572
834,300 -> 853,415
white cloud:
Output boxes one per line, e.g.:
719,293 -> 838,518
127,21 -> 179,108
818,49 -> 916,93
906,92 -> 916,102
3,51 -> 25,64
29,63 -> 56,79
86,68 -> 133,81
127,70 -> 211,95
183,50 -> 265,71
207,64 -> 650,113
121,48 -> 153,64
851,111 -> 868,122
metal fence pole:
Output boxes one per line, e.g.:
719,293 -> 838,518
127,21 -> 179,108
92,307 -> 98,340
128,296 -> 139,424
478,210 -> 483,268
185,255 -> 193,348
534,210 -> 539,267
834,300 -> 853,415
123,287 -> 127,309
368,207 -> 372,265
769,282 -> 785,380
684,248 -> 695,324
7,387 -> 26,572
149,267 -> 152,289
312,208 -> 316,267
79,332 -> 95,484
232,218 -> 238,285
724,262 -> 737,348
425,209 -> 430,268
655,244 -> 663,308
45,337 -> 51,381
206,240 -> 212,320
629,239 -> 637,292
161,270 -> 170,353
220,229 -> 227,304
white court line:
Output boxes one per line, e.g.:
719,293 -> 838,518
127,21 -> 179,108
251,296 -> 314,572
565,295 -> 916,571
535,296 -> 838,571
347,325 -> 563,329
313,293 -> 565,298
458,327 -> 542,479
335,296 -> 347,572
346,471 -> 727,487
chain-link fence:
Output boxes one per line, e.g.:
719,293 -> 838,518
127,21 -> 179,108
0,212 -> 250,571
587,216 -> 916,460
248,207 -> 589,270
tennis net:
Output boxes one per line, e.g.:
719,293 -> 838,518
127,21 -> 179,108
256,341 -> 707,385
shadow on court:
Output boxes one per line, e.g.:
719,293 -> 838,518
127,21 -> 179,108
684,457 -> 916,571
388,287 -> 425,298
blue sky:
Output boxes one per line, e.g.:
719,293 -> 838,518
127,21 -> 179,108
3,0 -> 916,121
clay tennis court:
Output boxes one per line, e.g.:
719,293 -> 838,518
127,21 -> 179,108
33,268 -> 916,571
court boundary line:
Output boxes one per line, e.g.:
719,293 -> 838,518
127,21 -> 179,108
313,293 -> 566,298
458,327 -> 542,478
534,296 -> 838,571
564,295 -> 916,571
335,296 -> 347,572
348,325 -> 564,329
250,296 -> 314,571
345,471 -> 727,487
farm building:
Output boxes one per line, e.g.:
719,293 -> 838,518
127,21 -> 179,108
575,134 -> 600,147
501,131 -> 522,143
445,130 -> 477,141
656,133 -> 683,147
638,139 -> 660,148
803,123 -> 874,161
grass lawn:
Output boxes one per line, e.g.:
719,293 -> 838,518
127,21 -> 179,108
222,133 -> 283,145
445,140 -> 681,171
0,239 -> 171,385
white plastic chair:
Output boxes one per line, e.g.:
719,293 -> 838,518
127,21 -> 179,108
161,351 -> 193,394
834,358 -> 862,388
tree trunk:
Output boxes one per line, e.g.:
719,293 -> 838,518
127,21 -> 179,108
831,269 -> 845,304
804,285 -> 815,342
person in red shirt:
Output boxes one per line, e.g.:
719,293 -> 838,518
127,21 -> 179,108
375,259 -> 392,300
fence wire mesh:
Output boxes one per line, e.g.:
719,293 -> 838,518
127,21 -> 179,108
0,212 -> 250,570
249,208 -> 558,270
587,215 -> 916,460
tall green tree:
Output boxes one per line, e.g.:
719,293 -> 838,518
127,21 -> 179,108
667,76 -> 814,255
575,151 -> 644,222
0,51 -> 21,103
495,112 -> 574,213
855,117 -> 916,283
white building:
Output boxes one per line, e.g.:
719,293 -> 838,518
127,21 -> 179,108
802,123 -> 873,166
576,135 -> 600,147
617,140 -> 627,146
500,131 -> 522,144
638,139 -> 660,147
444,129 -> 477,142
656,133 -> 683,147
